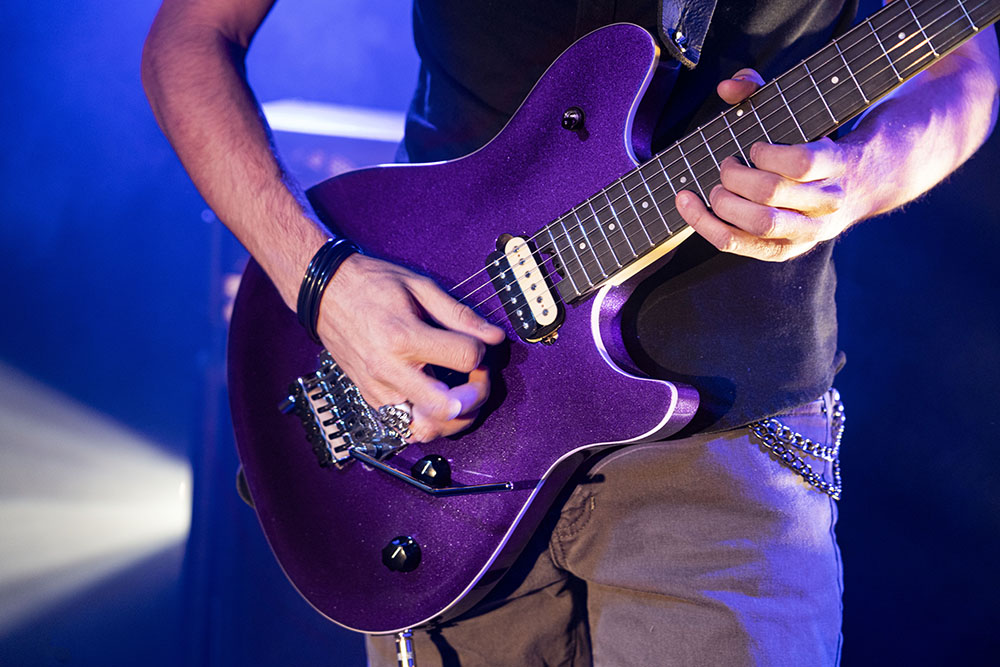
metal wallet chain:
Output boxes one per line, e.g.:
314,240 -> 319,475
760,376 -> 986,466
747,389 -> 844,500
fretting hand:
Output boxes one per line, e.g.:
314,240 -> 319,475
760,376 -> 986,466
675,68 -> 867,261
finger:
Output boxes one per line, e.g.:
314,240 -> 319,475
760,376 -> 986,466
399,320 -> 486,373
450,367 -> 491,415
676,190 -> 802,262
749,137 -> 846,182
718,157 -> 845,217
717,68 -> 765,104
409,409 -> 479,441
407,368 -> 490,441
708,184 -> 820,241
377,363 -> 462,423
408,275 -> 506,345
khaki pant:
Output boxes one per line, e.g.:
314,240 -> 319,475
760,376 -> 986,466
368,392 -> 844,666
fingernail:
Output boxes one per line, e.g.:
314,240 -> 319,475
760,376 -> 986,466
446,398 -> 463,420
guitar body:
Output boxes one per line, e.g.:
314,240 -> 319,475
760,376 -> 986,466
228,24 -> 698,634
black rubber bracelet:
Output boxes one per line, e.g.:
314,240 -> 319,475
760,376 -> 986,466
296,237 -> 361,344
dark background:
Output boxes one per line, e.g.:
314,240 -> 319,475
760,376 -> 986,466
0,0 -> 997,664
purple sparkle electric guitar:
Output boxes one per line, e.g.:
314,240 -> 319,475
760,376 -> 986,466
229,1 -> 998,635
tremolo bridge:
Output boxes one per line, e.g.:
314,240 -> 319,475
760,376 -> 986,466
280,351 -> 407,467
280,352 -> 513,496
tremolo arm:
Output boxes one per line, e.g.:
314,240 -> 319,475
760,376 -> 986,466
279,352 -> 513,496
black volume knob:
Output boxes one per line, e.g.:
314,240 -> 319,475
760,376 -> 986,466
561,107 -> 584,131
411,455 -> 452,488
382,536 -> 421,573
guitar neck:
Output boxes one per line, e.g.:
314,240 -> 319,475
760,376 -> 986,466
545,0 -> 1000,303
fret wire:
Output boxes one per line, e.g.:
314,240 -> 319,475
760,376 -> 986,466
471,0 -> 993,309
675,143 -> 710,203
697,128 -> 722,172
620,180 -> 653,245
590,192 -> 632,264
720,112 -> 752,165
647,171 -> 687,235
655,155 -> 679,196
635,170 -> 671,239
606,181 -> 651,254
545,226 -> 580,298
582,202 -> 617,274
867,20 -> 903,80
547,0 -> 992,297
615,0 -> 985,261
802,60 -> 838,125
747,96 -> 774,144
571,209 -> 607,278
602,194 -> 636,262
772,78 -> 809,142
557,215 -> 593,288
914,0 -> 978,47
539,0 -> 979,302
878,1 -> 940,76
956,0 -> 979,29
641,0 -> 980,210
968,0 -> 997,24
602,191 -> 637,257
586,199 -> 622,269
904,0 -> 941,55
832,40 -> 870,103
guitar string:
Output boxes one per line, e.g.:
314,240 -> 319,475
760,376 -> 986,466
496,0 -> 977,300
459,0 -> 978,317
451,0 -> 974,308
453,0 -> 970,309
471,0 -> 985,320
470,3 -> 981,322
471,3 -> 982,322
474,1 -> 979,321
441,0 -> 983,318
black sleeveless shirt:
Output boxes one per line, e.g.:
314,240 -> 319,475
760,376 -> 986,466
400,0 -> 857,432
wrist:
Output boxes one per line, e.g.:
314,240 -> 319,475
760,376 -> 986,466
296,237 -> 362,344
836,129 -> 891,226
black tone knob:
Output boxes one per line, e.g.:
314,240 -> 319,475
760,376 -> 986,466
382,536 -> 422,573
561,107 -> 584,131
411,455 -> 452,488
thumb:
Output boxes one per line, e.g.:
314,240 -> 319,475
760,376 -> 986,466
717,68 -> 765,104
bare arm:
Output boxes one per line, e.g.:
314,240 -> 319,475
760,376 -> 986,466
142,0 -> 503,440
675,27 -> 1000,260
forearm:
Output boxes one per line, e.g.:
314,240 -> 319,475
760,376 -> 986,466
840,29 -> 1000,223
141,2 -> 326,309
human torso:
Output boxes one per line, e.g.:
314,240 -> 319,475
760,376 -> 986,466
402,0 -> 857,431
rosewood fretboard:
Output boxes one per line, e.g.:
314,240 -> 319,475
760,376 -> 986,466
542,0 -> 1000,301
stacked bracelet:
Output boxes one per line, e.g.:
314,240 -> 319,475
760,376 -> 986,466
296,237 -> 361,344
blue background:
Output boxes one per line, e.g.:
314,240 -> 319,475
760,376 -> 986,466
0,0 -> 997,664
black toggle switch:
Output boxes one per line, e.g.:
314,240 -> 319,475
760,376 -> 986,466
382,536 -> 422,573
561,107 -> 584,131
411,455 -> 452,488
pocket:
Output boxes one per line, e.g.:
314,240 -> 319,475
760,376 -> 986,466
747,389 -> 844,500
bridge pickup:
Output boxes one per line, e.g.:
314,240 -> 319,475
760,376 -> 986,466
486,235 -> 564,343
